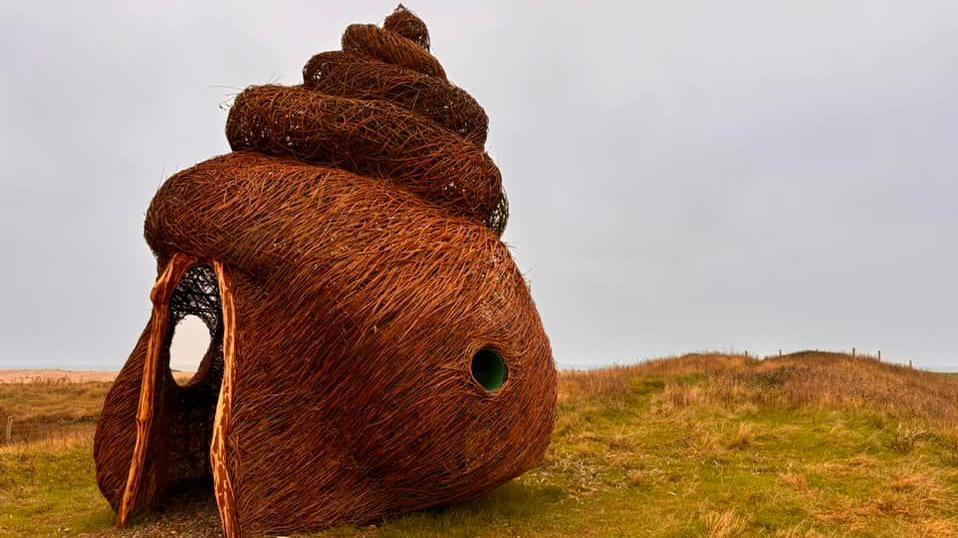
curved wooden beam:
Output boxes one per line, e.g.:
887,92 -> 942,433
211,260 -> 240,538
118,253 -> 195,527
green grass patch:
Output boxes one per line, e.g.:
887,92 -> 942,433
0,443 -> 114,535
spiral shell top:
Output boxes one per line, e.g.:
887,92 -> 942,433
93,6 -> 556,536
227,5 -> 508,235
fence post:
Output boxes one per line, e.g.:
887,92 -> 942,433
5,416 -> 13,444
852,347 -> 856,358
878,350 -> 881,362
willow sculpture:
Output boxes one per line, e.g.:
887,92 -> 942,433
93,6 -> 557,537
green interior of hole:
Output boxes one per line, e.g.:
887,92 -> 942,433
471,348 -> 508,392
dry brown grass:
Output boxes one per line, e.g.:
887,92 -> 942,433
701,508 -> 749,537
816,465 -> 953,531
749,352 -> 958,426
0,381 -> 111,445
560,353 -> 754,403
0,370 -> 118,384
563,351 -> 958,430
778,470 -> 809,489
0,426 -> 94,455
726,422 -> 756,450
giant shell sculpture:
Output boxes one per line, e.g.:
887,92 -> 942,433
93,6 -> 557,536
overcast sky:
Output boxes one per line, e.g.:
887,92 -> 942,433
2,1 -> 956,371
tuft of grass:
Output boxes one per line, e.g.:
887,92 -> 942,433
726,422 -> 756,450
891,422 -> 928,454
701,509 -> 749,538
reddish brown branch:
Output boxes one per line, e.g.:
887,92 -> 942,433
117,253 -> 195,527
211,260 -> 239,538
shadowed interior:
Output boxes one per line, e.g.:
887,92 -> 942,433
160,265 -> 224,493
95,264 -> 226,517
471,348 -> 508,392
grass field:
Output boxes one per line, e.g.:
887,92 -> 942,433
2,351 -> 958,537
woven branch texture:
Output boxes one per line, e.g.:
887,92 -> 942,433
94,5 -> 556,536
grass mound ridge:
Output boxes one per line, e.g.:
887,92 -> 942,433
2,351 -> 958,536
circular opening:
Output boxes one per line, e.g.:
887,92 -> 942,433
471,348 -> 508,392
169,315 -> 211,386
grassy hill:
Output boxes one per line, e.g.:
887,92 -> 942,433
2,352 -> 957,536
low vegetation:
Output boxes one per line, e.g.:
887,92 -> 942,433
0,381 -> 109,445
2,352 -> 957,536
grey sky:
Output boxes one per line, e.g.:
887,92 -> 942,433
1,1 -> 956,371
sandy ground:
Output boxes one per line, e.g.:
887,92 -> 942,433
0,370 -> 195,384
